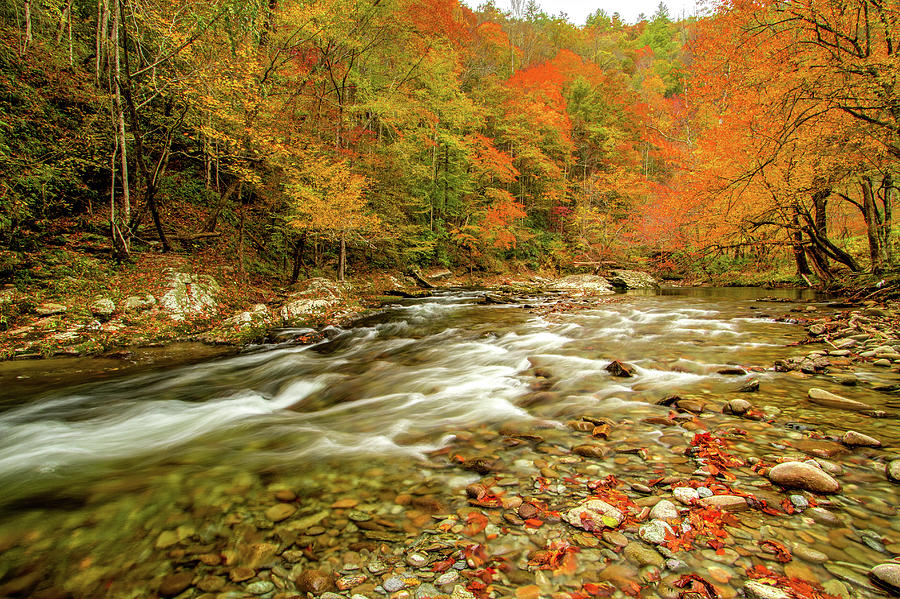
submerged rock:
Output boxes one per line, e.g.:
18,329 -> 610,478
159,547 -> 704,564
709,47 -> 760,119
296,569 -> 336,595
887,460 -> 900,483
723,398 -> 752,415
767,461 -> 840,493
744,581 -> 791,599
563,499 -> 624,530
807,388 -> 871,411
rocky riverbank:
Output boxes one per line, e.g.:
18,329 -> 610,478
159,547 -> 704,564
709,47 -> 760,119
0,268 -> 658,361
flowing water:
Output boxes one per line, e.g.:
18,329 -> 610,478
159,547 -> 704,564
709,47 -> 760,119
0,288 -> 897,598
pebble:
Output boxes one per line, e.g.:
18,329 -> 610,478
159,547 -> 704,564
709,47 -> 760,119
563,499 -> 623,529
673,487 -> 699,504
266,503 -> 297,522
435,571 -> 459,586
337,574 -> 368,590
869,563 -> 900,594
638,519 -> 674,545
624,542 -> 664,568
789,495 -> 809,510
158,572 -> 194,597
744,581 -> 790,599
296,569 -> 337,595
888,460 -> 900,483
806,388 -> 871,411
246,581 -> 275,595
697,486 -> 713,498
700,495 -> 748,512
406,553 -> 428,568
767,461 -> 840,493
841,430 -> 881,447
383,577 -> 406,592
649,500 -> 679,520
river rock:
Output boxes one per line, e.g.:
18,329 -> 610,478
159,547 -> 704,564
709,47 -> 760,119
435,571 -> 460,586
296,569 -> 336,595
90,298 -> 116,318
738,379 -> 760,392
723,399 -> 752,415
841,430 -> 881,447
266,503 -> 297,522
122,293 -> 156,312
35,302 -> 66,316
767,462 -> 840,493
606,360 -> 636,377
887,460 -> 900,483
650,500 -> 679,520
700,495 -> 749,512
563,499 -> 624,530
159,572 -> 194,597
160,270 -> 220,320
574,445 -> 608,458
807,388 -> 871,411
638,519 -> 674,545
552,275 -> 615,295
608,269 -> 658,290
624,542 -> 664,568
744,581 -> 791,599
673,487 -> 699,504
246,581 -> 275,595
869,563 -> 900,594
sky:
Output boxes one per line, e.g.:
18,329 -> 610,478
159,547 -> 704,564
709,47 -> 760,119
460,0 -> 700,25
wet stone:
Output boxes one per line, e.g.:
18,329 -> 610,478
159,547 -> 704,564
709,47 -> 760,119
841,430 -> 881,447
744,581 -> 791,599
624,542 -> 664,568
888,460 -> 900,483
767,461 -> 840,493
159,572 -> 194,597
638,519 -> 674,545
266,503 -> 297,522
231,567 -> 256,582
869,563 -> 900,594
434,571 -> 459,586
296,569 -> 337,595
246,580 -> 275,595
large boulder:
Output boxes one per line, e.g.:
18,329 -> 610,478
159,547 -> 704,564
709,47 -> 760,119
552,275 -> 615,296
607,269 -> 658,290
159,270 -> 220,321
280,278 -> 345,323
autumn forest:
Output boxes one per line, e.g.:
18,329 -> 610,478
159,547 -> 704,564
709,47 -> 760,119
1,0 -> 899,285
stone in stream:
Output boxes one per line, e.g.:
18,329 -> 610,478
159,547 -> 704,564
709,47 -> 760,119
767,462 -> 840,493
266,503 -> 297,522
296,569 -> 337,595
649,500 -> 679,520
738,379 -> 760,392
90,298 -> 116,318
638,519 -> 675,545
744,581 -> 791,599
573,445 -> 608,458
158,572 -> 194,597
606,360 -> 636,377
563,499 -> 624,530
672,487 -> 699,505
807,388 -> 871,412
723,398 -> 752,415
869,563 -> 900,594
841,430 -> 881,447
700,495 -> 749,512
887,460 -> 900,483
623,542 -> 665,568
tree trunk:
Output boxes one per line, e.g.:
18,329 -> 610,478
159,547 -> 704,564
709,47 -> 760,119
339,233 -> 346,282
879,174 -> 893,266
290,232 -> 307,284
22,0 -> 32,52
791,212 -> 812,276
861,175 -> 883,273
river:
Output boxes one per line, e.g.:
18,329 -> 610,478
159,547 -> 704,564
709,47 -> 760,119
0,288 -> 897,598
